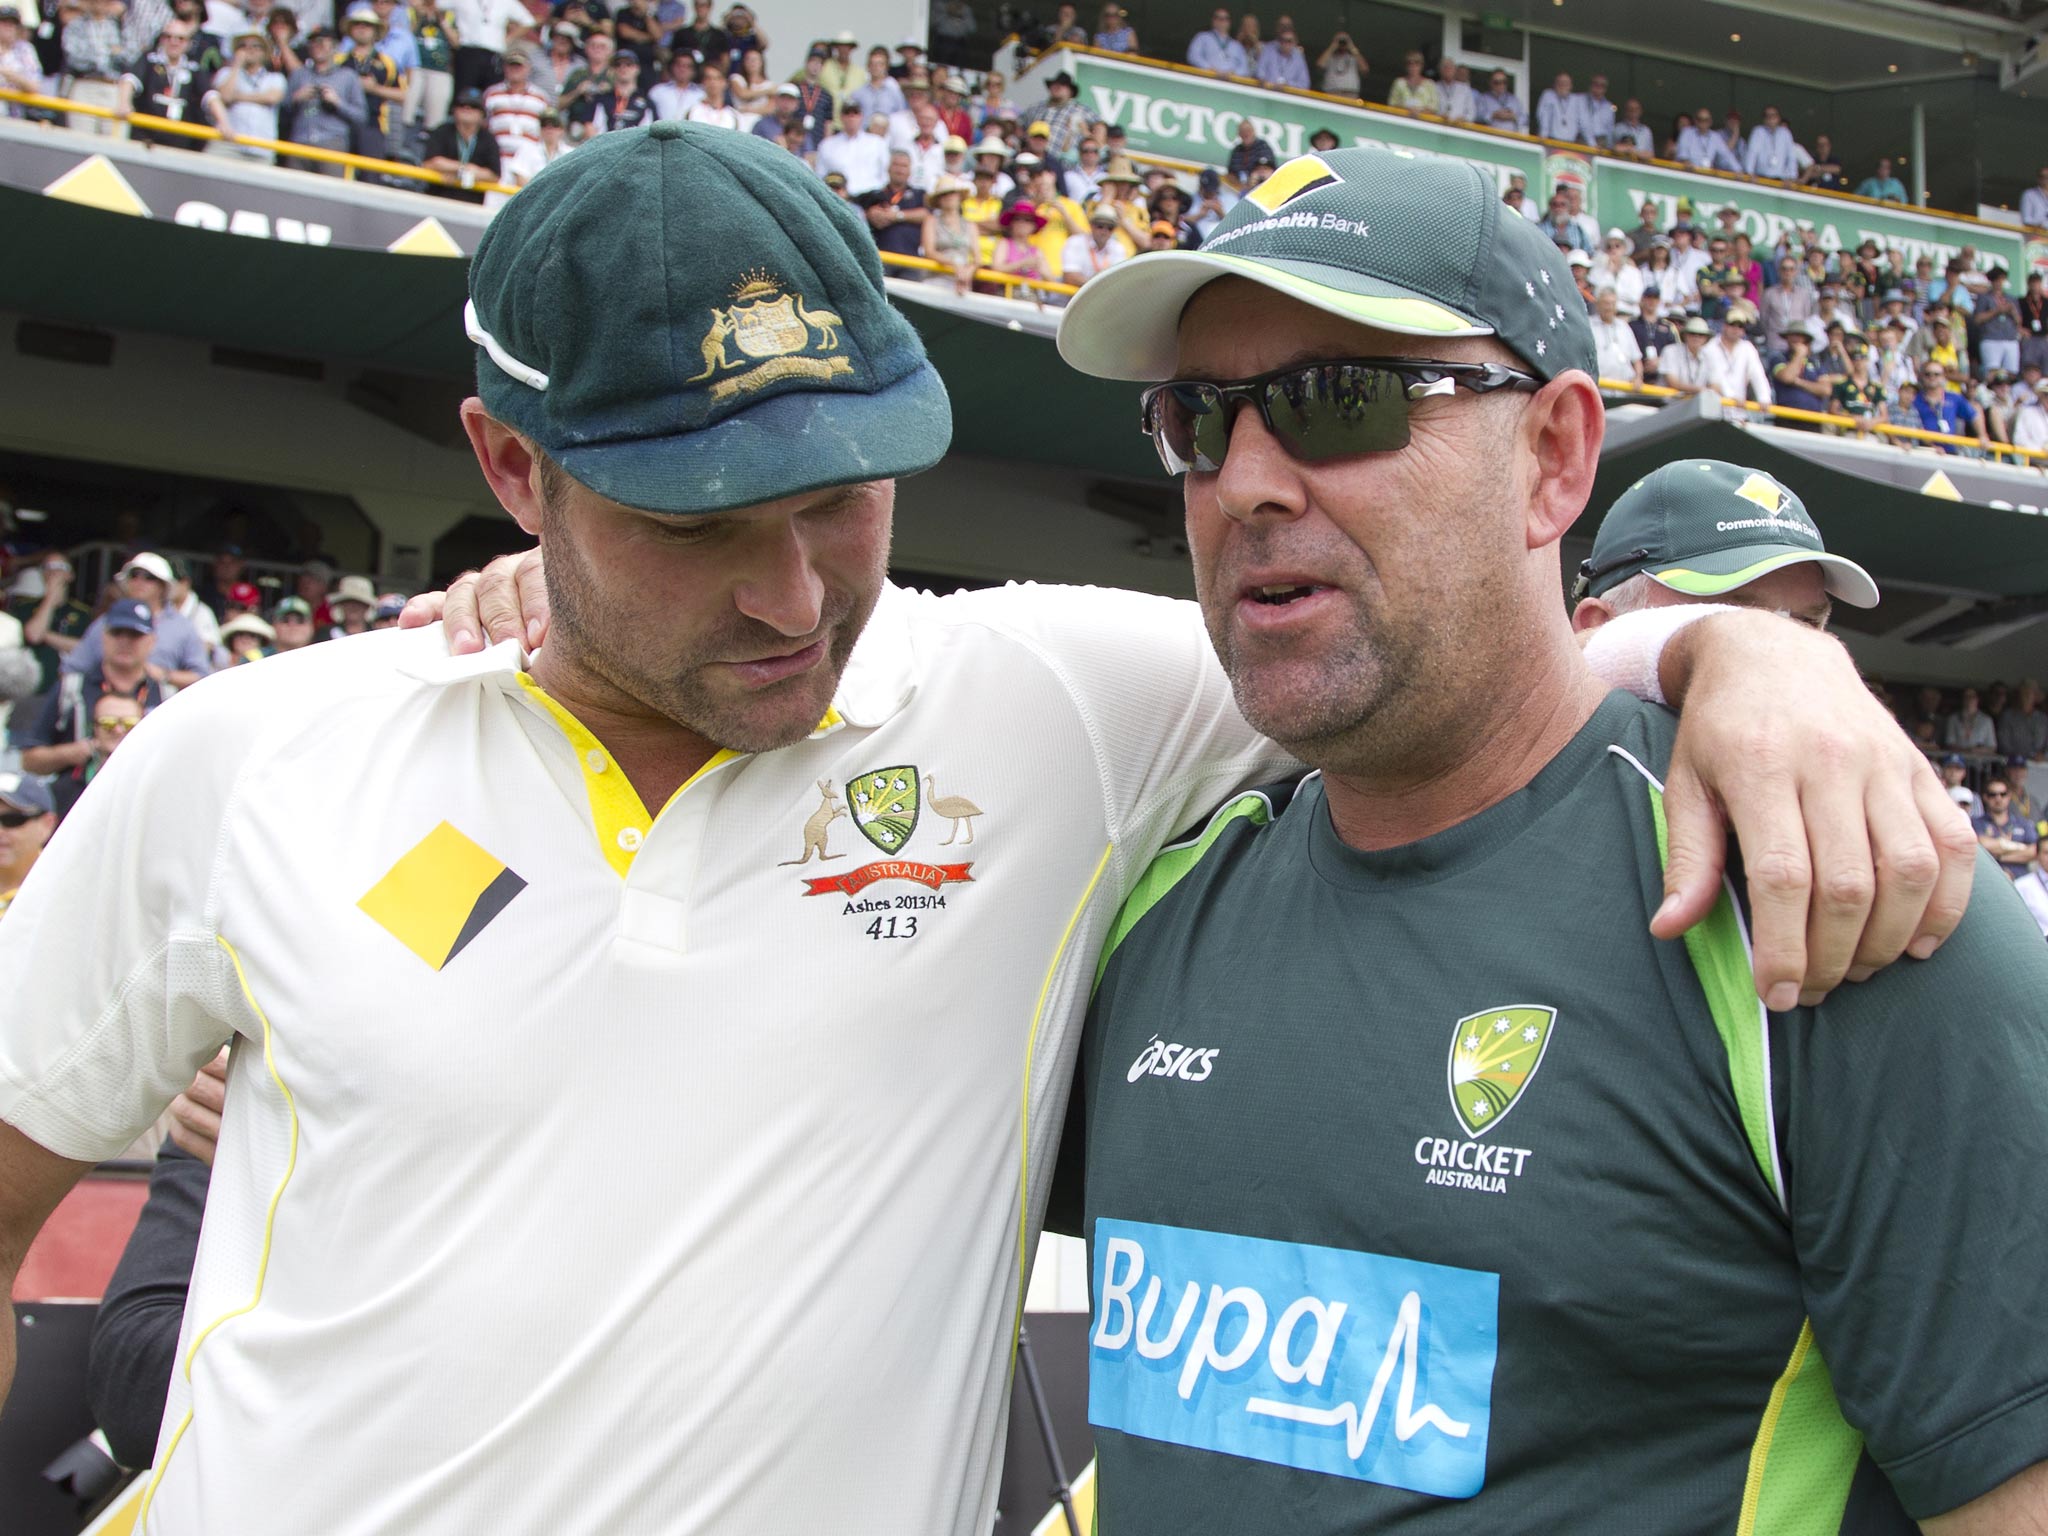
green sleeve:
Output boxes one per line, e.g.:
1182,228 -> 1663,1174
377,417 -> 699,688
1776,852 -> 2048,1517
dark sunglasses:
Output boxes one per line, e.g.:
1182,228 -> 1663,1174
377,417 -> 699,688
0,811 -> 39,828
1140,357 -> 1543,475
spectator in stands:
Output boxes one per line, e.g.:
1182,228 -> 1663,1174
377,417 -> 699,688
1856,156 -> 1907,203
1186,7 -> 1245,75
2022,166 -> 2048,229
859,149 -> 926,258
282,26 -> 366,171
269,594 -> 316,651
1831,345 -> 1887,433
679,59 -> 738,128
1299,30 -> 1355,96
1705,306 -> 1772,406
371,594 -> 405,629
1742,104 -> 1806,181
203,27 -> 284,154
1385,49 -> 1437,115
1939,754 -> 1981,817
556,30 -> 610,116
1538,190 -> 1584,255
218,611 -> 275,660
1914,359 -> 1989,453
481,40 -> 543,156
1607,97 -> 1652,157
1573,73 -> 1614,148
1144,217 -> 1177,252
1532,69 -> 1576,141
2001,680 -> 2048,760
1092,5 -> 1136,53
1566,248 -> 1596,306
325,574 -> 374,638
1627,288 -> 1674,382
1061,136 -> 1103,200
368,0 -> 417,100
1975,267 -> 2022,378
919,174 -> 976,292
2018,273 -> 2048,372
68,554 -> 210,686
8,555 -> 91,696
1472,67 -> 1523,132
448,0 -> 533,98
1771,331 -> 1832,420
2013,368 -> 2048,452
987,200 -> 1050,295
120,19 -> 211,146
1758,254 -> 1812,349
897,102 -> 944,189
1638,239 -> 1684,311
1255,21 -> 1307,90
1436,58 -> 1475,123
648,49 -> 700,120
784,48 -> 832,146
63,0 -> 126,135
1946,686 -> 1998,753
814,102 -> 882,192
17,599 -> 164,814
1589,288 -> 1642,386
1062,203 -> 1126,287
1232,11 -> 1261,61
1975,777 -> 2039,877
667,0 -> 722,66
1589,229 -> 1642,316
0,772 -> 54,921
1802,286 -> 1860,345
500,102 -> 568,181
932,72 -> 971,142
335,3 -> 401,158
1800,133 -> 1847,191
1675,107 -> 1740,173
728,46 -> 775,116
422,86 -> 499,194
0,8 -> 44,112
1224,115 -> 1272,190
1023,69 -> 1089,158
751,81 -> 803,144
848,45 -> 902,120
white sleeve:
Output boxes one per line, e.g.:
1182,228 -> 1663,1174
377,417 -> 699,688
922,583 -> 1293,865
0,685 -> 244,1159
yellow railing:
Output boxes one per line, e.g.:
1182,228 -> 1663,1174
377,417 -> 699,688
877,247 -> 1080,300
0,85 -> 516,193
1597,374 -> 2048,465
1030,41 -> 2042,238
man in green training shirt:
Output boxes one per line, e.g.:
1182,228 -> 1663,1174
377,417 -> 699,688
1051,148 -> 2048,1532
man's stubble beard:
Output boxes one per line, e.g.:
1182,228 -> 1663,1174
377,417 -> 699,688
1197,503 -> 1512,781
541,502 -> 880,755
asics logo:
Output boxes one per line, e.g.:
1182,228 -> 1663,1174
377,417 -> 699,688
1127,1034 -> 1220,1084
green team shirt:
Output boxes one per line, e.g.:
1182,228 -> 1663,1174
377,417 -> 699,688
1055,691 -> 2048,1534
1832,378 -> 1887,419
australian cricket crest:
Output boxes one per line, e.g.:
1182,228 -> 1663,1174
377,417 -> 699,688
848,765 -> 920,853
687,270 -> 851,403
1447,1005 -> 1557,1138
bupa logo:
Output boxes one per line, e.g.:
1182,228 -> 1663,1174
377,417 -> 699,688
1088,1219 -> 1497,1498
1127,1035 -> 1220,1084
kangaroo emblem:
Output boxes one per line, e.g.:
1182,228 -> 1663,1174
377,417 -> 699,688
779,779 -> 848,865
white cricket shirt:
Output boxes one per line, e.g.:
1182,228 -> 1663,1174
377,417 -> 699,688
0,581 -> 1286,1535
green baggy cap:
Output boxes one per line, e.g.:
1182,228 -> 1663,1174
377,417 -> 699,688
1055,146 -> 1597,383
467,121 -> 951,516
1579,459 -> 1879,607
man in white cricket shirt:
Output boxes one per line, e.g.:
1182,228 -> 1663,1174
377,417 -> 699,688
0,124 -> 1971,1534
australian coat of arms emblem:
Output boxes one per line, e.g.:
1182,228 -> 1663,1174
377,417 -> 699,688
688,270 -> 851,402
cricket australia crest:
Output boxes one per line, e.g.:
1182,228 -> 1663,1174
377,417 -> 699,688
1447,1005 -> 1557,1138
688,270 -> 850,402
847,765 -> 920,853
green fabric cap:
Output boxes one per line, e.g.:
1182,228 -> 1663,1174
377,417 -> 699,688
1582,459 -> 1879,608
1056,146 -> 1597,383
467,121 -> 951,516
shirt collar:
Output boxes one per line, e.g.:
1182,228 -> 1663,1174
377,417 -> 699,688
391,587 -> 919,732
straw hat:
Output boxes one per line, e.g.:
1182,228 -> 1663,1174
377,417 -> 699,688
1098,156 -> 1141,185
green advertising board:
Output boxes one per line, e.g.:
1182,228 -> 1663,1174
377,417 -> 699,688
1028,48 -> 2044,276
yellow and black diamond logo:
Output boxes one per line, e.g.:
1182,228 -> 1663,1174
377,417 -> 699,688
358,821 -> 525,971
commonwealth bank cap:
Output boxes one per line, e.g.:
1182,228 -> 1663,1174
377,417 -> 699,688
1581,459 -> 1878,607
1057,146 -> 1596,383
466,122 -> 951,515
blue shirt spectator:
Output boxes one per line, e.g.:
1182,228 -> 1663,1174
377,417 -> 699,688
1472,73 -> 1527,132
1855,159 -> 1908,202
63,555 -> 212,683
1254,34 -> 1309,90
1535,76 -> 1583,142
2022,173 -> 2048,229
1912,377 -> 1983,453
1186,11 -> 1247,75
1676,117 -> 1742,173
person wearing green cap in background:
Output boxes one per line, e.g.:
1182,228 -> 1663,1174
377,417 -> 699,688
1048,146 -> 2044,1533
0,126 -> 1978,1536
1570,458 -> 1879,635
